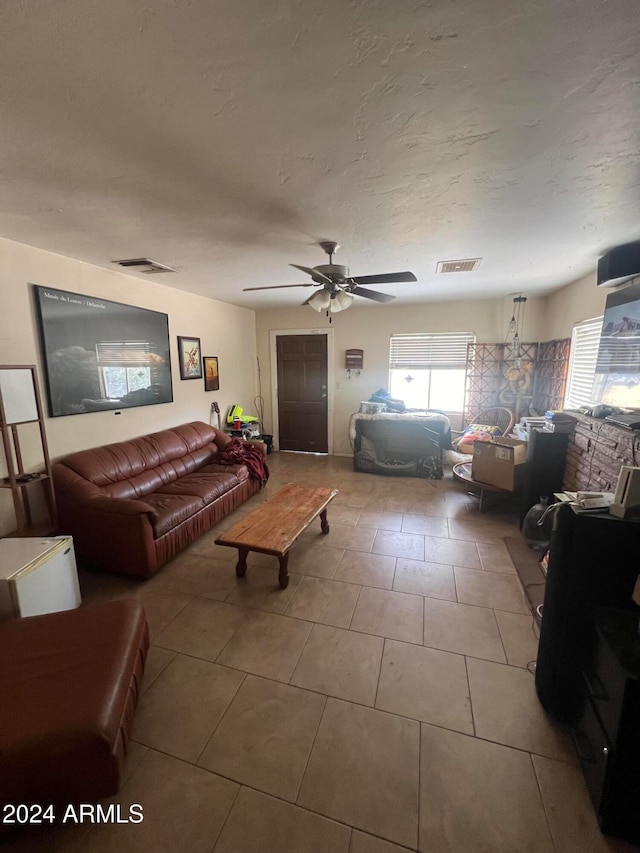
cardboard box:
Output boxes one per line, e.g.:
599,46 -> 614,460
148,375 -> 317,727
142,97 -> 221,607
471,437 -> 528,491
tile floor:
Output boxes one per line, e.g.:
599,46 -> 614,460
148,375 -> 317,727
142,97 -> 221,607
7,453 -> 640,852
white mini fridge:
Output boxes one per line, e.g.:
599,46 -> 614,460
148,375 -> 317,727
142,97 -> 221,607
0,536 -> 81,620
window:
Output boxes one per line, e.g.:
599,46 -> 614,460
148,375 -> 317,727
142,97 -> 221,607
389,333 -> 475,411
96,341 -> 154,400
563,317 -> 603,408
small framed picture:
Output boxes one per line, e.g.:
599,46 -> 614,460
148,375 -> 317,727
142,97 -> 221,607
203,356 -> 219,391
177,336 -> 202,380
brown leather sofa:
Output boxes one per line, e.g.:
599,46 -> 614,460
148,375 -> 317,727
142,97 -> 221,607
0,599 -> 148,821
52,421 -> 266,579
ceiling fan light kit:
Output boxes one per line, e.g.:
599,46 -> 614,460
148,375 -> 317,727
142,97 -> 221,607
332,291 -> 354,312
308,290 -> 331,311
243,241 -> 417,314
307,288 -> 354,314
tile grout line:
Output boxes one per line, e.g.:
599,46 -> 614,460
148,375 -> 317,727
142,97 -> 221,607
287,619 -> 316,685
372,637 -> 387,711
347,583 -> 364,630
463,654 -> 477,738
293,692 -> 329,806
193,670 -> 248,768
493,607 -> 510,665
206,757 -> 244,853
529,751 -> 559,852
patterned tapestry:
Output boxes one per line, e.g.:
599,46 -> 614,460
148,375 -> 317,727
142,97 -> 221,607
464,339 -> 570,424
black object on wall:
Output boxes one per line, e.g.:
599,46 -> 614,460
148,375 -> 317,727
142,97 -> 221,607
534,504 -> 640,724
597,240 -> 640,287
33,285 -> 173,417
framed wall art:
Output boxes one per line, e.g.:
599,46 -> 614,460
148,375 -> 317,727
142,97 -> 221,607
203,356 -> 219,391
33,284 -> 173,417
177,336 -> 202,380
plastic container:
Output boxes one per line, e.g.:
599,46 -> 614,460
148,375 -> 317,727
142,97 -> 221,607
522,495 -> 553,552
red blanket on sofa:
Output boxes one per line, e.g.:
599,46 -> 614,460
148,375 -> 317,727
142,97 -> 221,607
218,439 -> 270,486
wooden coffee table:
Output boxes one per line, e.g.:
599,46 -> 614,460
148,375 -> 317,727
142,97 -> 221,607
214,483 -> 338,589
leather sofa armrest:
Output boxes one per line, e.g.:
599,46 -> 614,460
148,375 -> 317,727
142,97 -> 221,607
88,495 -> 158,520
212,428 -> 233,451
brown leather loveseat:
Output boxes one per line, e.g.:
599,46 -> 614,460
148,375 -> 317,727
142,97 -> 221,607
52,421 -> 266,579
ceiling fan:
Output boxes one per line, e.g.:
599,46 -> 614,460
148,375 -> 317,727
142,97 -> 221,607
243,241 -> 417,313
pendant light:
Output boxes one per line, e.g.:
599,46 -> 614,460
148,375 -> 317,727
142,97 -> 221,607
507,295 -> 527,367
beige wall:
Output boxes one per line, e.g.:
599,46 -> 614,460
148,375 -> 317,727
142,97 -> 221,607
0,237 -> 256,535
542,271 -> 606,338
256,294 -> 548,456
0,232 -> 610,534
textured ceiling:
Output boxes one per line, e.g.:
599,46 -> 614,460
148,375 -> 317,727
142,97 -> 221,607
2,0 -> 640,310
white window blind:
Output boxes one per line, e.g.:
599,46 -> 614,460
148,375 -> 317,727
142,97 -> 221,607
564,317 -> 603,408
96,341 -> 153,365
389,333 -> 475,370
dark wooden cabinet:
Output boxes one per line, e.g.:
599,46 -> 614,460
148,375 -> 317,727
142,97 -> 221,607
530,506 -> 640,844
572,607 -> 640,844
535,506 -> 640,724
519,428 -> 569,524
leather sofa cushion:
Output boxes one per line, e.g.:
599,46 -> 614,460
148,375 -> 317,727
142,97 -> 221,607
156,472 -> 240,504
146,472 -> 240,536
143,493 -> 207,537
200,462 -> 249,482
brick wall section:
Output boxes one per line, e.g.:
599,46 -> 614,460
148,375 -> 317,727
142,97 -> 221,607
564,414 -> 640,492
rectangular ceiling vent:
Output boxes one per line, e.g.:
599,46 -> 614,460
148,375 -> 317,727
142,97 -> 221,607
112,258 -> 177,274
436,258 -> 482,274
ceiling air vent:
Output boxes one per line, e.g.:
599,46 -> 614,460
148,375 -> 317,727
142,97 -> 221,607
112,258 -> 177,274
436,258 -> 482,274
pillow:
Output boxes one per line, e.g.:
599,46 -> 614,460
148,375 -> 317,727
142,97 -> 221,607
457,423 -> 503,454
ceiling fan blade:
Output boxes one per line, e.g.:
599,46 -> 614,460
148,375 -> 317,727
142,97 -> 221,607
290,264 -> 334,286
351,271 -> 417,285
351,286 -> 396,303
242,283 -> 314,291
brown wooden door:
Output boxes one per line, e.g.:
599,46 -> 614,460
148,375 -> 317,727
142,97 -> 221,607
276,334 -> 328,452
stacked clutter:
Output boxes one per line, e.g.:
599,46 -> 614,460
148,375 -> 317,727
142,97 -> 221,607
513,416 -> 547,441
543,410 -> 578,433
226,404 -> 261,442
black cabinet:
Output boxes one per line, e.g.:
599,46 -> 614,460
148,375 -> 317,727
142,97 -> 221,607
572,607 -> 640,844
519,428 -> 569,524
534,508 -> 640,843
535,505 -> 640,724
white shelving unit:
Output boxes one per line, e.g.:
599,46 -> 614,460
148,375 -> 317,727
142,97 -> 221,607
0,365 -> 57,536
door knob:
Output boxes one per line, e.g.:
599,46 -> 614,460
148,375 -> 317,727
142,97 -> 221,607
321,393 -> 327,399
